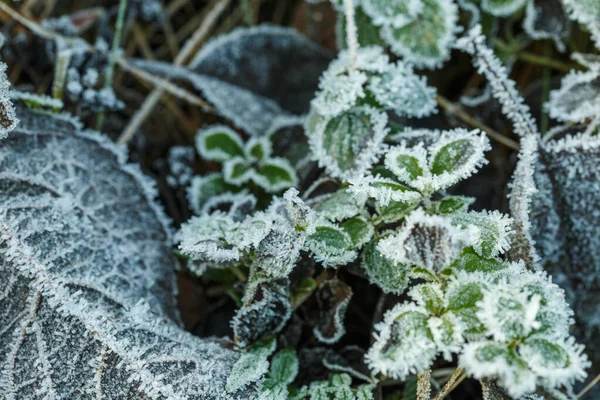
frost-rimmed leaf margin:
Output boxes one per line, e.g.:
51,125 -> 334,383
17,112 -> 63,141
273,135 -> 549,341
131,25 -> 332,136
0,105 -> 251,399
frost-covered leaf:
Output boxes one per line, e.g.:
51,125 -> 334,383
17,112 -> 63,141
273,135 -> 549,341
255,157 -> 298,193
519,337 -> 588,389
523,0 -> 570,52
481,0 -> 527,16
525,132 -> 600,374
293,372 -> 374,400
361,239 -> 412,295
460,336 -> 589,399
445,274 -> 488,336
308,106 -> 389,180
383,129 -> 489,195
268,348 -> 299,386
348,175 -> 422,207
366,303 -> 437,379
306,223 -> 357,266
133,25 -> 332,135
227,338 -> 276,393
434,196 -> 474,215
341,216 -> 374,248
232,278 -> 292,346
546,68 -> 600,124
336,6 -> 386,49
314,279 -> 353,344
461,341 -> 537,398
0,106 -> 249,399
314,189 -> 364,222
378,210 -> 472,272
561,0 -> 600,48
367,63 -> 437,118
362,0 -> 423,27
196,124 -> 245,162
260,347 -> 299,400
451,210 -> 513,258
0,63 -> 18,138
375,198 -> 420,223
224,156 -> 254,185
245,136 -> 272,162
384,142 -> 428,185
380,0 -> 458,68
187,173 -> 240,215
409,283 -> 444,314
427,129 -> 490,191
477,286 -> 542,342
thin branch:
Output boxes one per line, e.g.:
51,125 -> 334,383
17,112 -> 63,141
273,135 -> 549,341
117,0 -> 231,144
117,59 -> 213,109
343,0 -> 358,70
418,368 -> 432,400
437,95 -> 520,150
432,368 -> 465,400
577,372 -> 600,398
105,0 -> 129,90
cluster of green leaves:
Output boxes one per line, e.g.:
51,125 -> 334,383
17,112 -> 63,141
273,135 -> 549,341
189,124 -> 297,213
306,46 -> 437,181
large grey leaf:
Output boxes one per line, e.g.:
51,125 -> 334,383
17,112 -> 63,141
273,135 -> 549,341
531,133 -> 600,350
0,107 -> 252,399
131,25 -> 332,136
511,129 -> 600,396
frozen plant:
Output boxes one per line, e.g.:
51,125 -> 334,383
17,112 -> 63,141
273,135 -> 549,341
331,0 -> 459,68
306,46 -> 437,180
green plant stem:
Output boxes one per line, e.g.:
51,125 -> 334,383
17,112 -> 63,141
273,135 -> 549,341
97,0 -> 128,131
540,41 -> 552,135
241,0 -> 253,25
343,0 -> 358,70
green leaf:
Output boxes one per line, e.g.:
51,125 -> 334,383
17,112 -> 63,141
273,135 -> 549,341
411,284 -> 443,314
269,348 -> 299,385
445,281 -> 486,335
446,281 -> 484,311
481,0 -> 528,16
362,239 -> 411,295
450,247 -> 506,274
451,211 -> 512,258
430,138 -> 474,175
435,196 -> 474,214
316,106 -> 388,179
341,216 -> 374,248
520,338 -> 570,369
410,267 -> 439,282
376,198 -> 419,223
223,157 -> 254,185
226,337 -> 276,393
255,157 -> 298,192
336,6 -> 385,48
306,225 -> 357,266
245,136 -> 272,162
362,0 -> 422,27
393,154 -> 423,181
196,124 -> 245,162
315,189 -> 363,222
381,0 -> 458,69
188,173 -> 240,214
